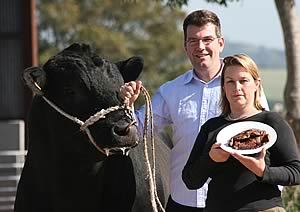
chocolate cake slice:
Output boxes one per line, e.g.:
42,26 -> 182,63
229,129 -> 269,150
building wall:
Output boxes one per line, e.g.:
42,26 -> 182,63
0,0 -> 37,120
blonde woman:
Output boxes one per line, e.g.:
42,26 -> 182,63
182,54 -> 300,212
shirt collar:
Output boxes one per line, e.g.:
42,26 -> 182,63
182,70 -> 194,85
183,60 -> 224,85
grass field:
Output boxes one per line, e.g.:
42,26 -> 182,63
260,69 -> 286,110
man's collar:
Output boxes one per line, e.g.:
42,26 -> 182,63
182,70 -> 194,85
183,59 -> 224,85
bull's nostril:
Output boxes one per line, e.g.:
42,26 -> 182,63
113,125 -> 130,136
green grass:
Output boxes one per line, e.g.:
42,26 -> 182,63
260,69 -> 286,109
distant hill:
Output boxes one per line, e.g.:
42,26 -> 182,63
221,41 -> 286,69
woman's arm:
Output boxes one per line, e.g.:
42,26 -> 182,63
232,114 -> 300,186
261,117 -> 300,185
182,123 -> 218,189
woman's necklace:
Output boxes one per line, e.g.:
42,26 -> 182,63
226,114 -> 248,121
226,111 -> 262,121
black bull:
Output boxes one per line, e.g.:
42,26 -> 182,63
14,43 -> 170,212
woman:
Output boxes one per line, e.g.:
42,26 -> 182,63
182,54 -> 300,212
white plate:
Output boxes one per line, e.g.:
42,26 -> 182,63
216,121 -> 277,155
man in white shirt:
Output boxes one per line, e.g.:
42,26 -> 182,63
120,10 -> 269,211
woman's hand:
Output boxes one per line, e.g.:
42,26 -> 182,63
119,81 -> 142,107
209,143 -> 231,162
230,147 -> 266,177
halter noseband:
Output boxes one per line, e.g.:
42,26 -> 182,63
35,82 -> 137,156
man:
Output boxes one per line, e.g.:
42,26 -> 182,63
120,10 -> 269,211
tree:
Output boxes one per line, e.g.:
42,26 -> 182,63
274,2 -> 300,210
166,0 -> 300,147
274,0 -> 300,147
37,0 -> 189,95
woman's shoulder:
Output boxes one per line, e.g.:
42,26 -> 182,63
203,115 -> 227,130
207,115 -> 225,123
261,111 -> 283,122
257,111 -> 286,129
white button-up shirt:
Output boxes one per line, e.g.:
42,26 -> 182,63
134,68 -> 269,208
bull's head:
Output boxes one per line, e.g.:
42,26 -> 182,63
24,43 -> 143,156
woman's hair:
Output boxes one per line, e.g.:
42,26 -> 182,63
183,10 -> 221,43
220,54 -> 264,116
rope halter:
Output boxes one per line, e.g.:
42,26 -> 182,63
33,82 -> 137,156
32,79 -> 164,212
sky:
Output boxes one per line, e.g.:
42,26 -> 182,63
183,0 -> 300,50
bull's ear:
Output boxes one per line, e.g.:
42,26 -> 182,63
116,56 -> 144,82
23,66 -> 46,95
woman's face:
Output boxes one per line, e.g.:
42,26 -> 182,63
223,65 -> 259,111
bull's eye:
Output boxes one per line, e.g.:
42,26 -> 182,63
92,56 -> 104,67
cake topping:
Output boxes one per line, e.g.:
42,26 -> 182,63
229,129 -> 269,150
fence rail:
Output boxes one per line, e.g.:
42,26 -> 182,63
0,150 -> 26,212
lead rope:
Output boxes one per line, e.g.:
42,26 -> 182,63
33,79 -> 164,210
140,86 -> 165,212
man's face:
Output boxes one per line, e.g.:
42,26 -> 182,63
184,23 -> 224,71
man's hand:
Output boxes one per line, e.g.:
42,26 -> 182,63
119,81 -> 142,107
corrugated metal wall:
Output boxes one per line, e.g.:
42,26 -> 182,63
0,0 -> 36,120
